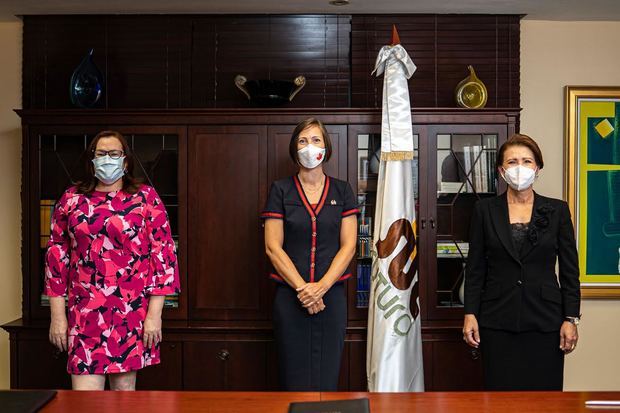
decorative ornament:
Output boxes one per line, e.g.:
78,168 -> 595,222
70,49 -> 104,108
455,65 -> 488,109
234,75 -> 306,106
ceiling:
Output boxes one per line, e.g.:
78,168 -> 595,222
0,0 -> 619,22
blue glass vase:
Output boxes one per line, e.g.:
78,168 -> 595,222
69,49 -> 104,108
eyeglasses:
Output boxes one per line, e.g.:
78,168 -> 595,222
93,149 -> 125,159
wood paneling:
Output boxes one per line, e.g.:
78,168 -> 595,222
267,124 -> 347,184
22,14 -> 519,110
16,338 -> 71,389
350,15 -> 520,108
106,16 -> 192,108
188,125 -> 269,320
23,15 -> 350,109
191,15 -> 351,108
6,109 -> 519,392
183,340 -> 272,390
137,341 -> 183,390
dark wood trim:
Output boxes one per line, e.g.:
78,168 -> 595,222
20,123 -> 30,322
15,108 -> 521,126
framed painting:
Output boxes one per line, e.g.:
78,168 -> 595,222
565,86 -> 620,298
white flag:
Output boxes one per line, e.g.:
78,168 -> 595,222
366,32 -> 424,392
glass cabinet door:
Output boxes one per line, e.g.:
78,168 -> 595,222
348,125 -> 421,320
35,129 -> 183,318
426,127 -> 504,320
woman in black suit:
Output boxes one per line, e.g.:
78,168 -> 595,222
463,134 -> 581,391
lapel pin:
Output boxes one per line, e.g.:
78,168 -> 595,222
331,200 -> 336,205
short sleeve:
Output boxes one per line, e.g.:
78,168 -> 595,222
341,182 -> 359,217
144,186 -> 181,296
261,182 -> 284,220
44,190 -> 73,297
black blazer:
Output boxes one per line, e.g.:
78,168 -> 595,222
464,192 -> 581,333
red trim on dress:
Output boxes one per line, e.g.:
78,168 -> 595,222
338,273 -> 352,281
292,175 -> 331,283
261,212 -> 284,219
269,273 -> 285,282
341,208 -> 359,217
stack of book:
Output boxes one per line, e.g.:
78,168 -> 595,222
40,200 -> 56,248
358,216 -> 372,237
462,146 -> 497,193
436,241 -> 469,258
356,263 -> 371,308
357,236 -> 372,258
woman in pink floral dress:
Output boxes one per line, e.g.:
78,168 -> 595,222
45,130 -> 180,390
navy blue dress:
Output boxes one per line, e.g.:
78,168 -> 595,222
261,175 -> 358,391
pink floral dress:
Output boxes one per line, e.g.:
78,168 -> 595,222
44,184 -> 180,375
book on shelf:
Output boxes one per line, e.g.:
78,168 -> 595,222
439,181 -> 464,193
436,241 -> 469,257
461,145 -> 495,193
358,216 -> 372,236
357,236 -> 372,258
463,146 -> 473,192
412,157 -> 419,198
356,263 -> 371,308
40,200 -> 55,248
480,147 -> 488,192
472,145 -> 482,193
488,151 -> 497,192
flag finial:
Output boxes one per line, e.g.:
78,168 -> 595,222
390,24 -> 401,46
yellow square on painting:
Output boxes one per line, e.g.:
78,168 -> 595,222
595,118 -> 614,138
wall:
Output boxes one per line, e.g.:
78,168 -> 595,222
0,21 -> 22,389
521,20 -> 620,390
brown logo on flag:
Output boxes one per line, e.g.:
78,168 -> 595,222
376,218 -> 420,319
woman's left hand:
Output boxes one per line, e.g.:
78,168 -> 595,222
143,314 -> 162,349
297,282 -> 328,308
560,321 -> 578,353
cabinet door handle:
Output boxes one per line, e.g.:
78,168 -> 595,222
429,217 -> 436,229
218,349 -> 230,361
420,219 -> 426,229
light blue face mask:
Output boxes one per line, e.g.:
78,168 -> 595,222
92,155 -> 126,185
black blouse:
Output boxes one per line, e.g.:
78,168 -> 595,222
261,175 -> 359,284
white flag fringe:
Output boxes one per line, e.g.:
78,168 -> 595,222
366,38 -> 424,392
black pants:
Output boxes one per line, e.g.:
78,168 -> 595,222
480,328 -> 565,391
272,283 -> 346,391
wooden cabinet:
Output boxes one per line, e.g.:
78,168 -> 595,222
137,341 -> 184,390
3,108 -> 518,391
188,125 -> 270,321
347,117 -> 515,390
183,339 -> 276,390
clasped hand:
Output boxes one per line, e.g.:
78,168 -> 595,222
297,282 -> 328,315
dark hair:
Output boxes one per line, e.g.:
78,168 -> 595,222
496,133 -> 544,170
288,118 -> 333,165
76,130 -> 142,194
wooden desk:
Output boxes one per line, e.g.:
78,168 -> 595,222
40,391 -> 620,412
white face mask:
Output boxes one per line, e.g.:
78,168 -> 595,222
92,155 -> 125,185
501,165 -> 537,191
297,144 -> 326,169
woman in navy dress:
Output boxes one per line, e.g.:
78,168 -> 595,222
262,118 -> 358,391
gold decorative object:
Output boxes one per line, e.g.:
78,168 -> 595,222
455,65 -> 488,108
234,75 -> 306,106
